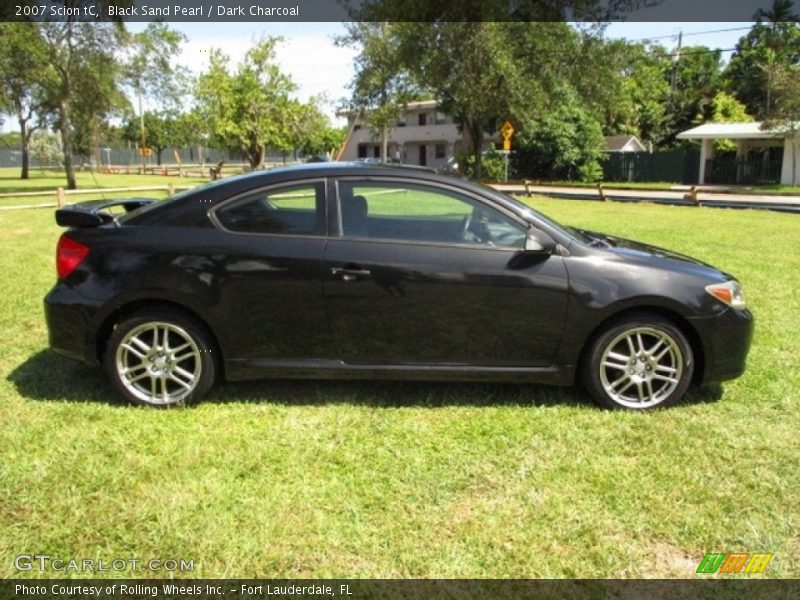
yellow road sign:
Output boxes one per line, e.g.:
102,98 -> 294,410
138,147 -> 153,157
500,120 -> 514,151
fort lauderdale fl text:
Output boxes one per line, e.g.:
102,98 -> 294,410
16,583 -> 353,597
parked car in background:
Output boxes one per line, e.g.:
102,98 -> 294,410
45,162 -> 753,409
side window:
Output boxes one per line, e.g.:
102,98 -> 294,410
215,182 -> 324,235
338,181 -> 526,248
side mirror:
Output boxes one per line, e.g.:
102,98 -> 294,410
524,229 -> 557,254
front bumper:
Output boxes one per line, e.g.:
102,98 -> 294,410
688,307 -> 754,384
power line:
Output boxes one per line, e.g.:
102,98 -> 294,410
621,26 -> 751,44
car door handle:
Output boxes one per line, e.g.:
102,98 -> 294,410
330,267 -> 371,282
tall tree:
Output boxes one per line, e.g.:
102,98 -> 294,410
0,23 -> 50,179
571,38 -> 669,145
389,22 -> 539,178
195,38 -> 296,169
664,45 -> 724,145
38,22 -> 122,189
120,23 -> 189,165
338,22 -> 415,161
725,5 -> 800,119
762,65 -> 800,185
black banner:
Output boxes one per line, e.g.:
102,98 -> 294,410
2,580 -> 800,600
0,0 -> 784,23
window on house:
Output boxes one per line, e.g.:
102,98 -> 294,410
418,113 -> 427,126
435,112 -> 447,125
435,144 -> 446,159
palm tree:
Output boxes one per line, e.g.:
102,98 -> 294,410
755,0 -> 799,24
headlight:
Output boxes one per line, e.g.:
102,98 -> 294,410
705,280 -> 746,309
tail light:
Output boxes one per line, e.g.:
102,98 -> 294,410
56,235 -> 90,280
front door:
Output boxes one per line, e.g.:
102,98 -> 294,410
209,180 -> 332,362
418,145 -> 427,166
323,178 -> 568,367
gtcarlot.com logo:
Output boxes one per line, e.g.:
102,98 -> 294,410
14,554 -> 195,573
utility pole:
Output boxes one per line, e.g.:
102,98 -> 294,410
138,87 -> 146,172
669,30 -> 683,110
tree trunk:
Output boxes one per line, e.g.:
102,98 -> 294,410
18,118 -> 31,180
469,121 -> 483,180
59,100 -> 77,190
247,147 -> 262,170
156,148 -> 163,166
382,125 -> 388,162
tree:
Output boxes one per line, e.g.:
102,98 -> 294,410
710,91 -> 754,152
762,65 -> 800,185
120,23 -> 189,167
38,22 -> 122,189
513,83 -> 604,181
724,6 -> 800,119
29,130 -> 62,170
290,98 -> 346,158
0,23 -> 50,179
338,22 -> 416,161
195,38 -> 297,169
122,111 -> 179,166
387,22 -> 539,178
575,39 -> 669,145
664,46 -> 724,145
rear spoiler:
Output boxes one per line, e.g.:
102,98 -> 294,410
55,198 -> 157,228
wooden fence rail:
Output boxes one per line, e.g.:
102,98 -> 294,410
0,184 -> 196,210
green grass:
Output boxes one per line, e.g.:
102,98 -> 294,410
0,197 -> 799,579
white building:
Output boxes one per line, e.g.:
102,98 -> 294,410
337,100 -> 497,169
677,122 -> 795,185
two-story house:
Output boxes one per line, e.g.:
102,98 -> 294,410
337,100 -> 497,169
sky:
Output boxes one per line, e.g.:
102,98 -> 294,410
1,21 -> 754,132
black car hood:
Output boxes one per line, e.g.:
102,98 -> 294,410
578,229 -> 717,270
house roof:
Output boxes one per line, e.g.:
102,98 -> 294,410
602,135 -> 646,152
677,122 -> 785,140
337,99 -> 440,118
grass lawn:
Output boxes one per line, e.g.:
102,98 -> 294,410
0,196 -> 798,579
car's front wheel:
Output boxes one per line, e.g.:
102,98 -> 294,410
104,309 -> 216,408
583,314 -> 694,410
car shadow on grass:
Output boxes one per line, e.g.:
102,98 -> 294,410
7,350 -> 123,405
8,349 -> 723,410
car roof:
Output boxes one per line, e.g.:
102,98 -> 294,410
251,160 -> 439,179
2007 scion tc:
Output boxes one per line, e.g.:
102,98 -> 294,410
45,163 -> 753,410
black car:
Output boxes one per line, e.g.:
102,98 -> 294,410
45,163 -> 753,410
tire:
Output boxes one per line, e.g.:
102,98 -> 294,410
582,313 -> 694,410
104,309 -> 217,408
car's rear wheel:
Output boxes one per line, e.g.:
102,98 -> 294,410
104,309 -> 216,408
583,314 -> 693,410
